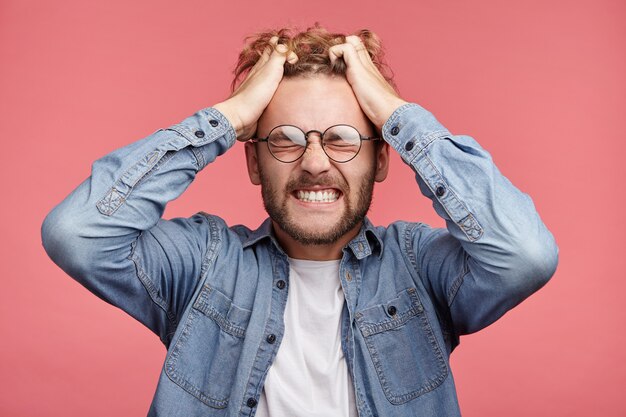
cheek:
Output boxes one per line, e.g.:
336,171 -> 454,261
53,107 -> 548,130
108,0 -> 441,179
258,162 -> 292,190
345,166 -> 377,198
345,155 -> 377,180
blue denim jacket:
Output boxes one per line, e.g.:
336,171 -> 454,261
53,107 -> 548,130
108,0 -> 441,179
41,103 -> 559,417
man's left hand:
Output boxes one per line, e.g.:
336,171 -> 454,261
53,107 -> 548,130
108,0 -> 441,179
329,35 -> 408,131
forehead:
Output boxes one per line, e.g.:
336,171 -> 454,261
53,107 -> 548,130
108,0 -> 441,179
256,75 -> 373,135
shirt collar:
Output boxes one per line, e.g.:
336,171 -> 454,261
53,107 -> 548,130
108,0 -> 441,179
346,217 -> 384,259
241,217 -> 279,250
242,217 -> 384,259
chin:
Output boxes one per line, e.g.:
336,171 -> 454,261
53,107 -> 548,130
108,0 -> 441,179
275,213 -> 363,246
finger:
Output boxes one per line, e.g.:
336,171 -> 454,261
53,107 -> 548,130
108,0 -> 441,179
344,36 -> 393,91
329,42 -> 398,101
267,42 -> 290,67
328,43 -> 361,69
242,36 -> 280,86
246,40 -> 289,87
345,35 -> 384,77
257,36 -> 279,66
345,36 -> 365,56
286,50 -> 298,64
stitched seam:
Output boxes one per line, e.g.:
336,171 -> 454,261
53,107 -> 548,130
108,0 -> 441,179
96,150 -> 177,216
422,153 -> 469,218
131,150 -> 177,190
403,223 -> 420,273
355,288 -> 448,404
128,235 -> 177,337
447,252 -> 471,307
189,147 -> 205,170
193,290 -> 247,338
196,212 -> 223,279
164,309 -> 230,408
405,223 -> 456,344
420,152 -> 484,241
405,132 -> 447,163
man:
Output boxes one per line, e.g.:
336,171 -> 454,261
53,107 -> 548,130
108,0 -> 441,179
42,25 -> 559,417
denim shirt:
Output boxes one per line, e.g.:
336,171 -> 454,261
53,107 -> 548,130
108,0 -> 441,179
41,103 -> 559,417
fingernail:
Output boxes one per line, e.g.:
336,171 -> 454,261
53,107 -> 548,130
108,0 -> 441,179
276,44 -> 288,53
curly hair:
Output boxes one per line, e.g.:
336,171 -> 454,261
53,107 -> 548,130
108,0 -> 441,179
231,23 -> 396,93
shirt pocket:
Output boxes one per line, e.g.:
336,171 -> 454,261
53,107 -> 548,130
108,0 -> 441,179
165,283 -> 251,409
355,287 -> 448,405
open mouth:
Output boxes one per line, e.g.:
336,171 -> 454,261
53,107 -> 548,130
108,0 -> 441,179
295,189 -> 341,203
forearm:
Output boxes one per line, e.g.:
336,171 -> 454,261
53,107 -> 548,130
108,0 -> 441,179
383,103 -> 559,332
43,107 -> 233,236
41,107 -> 235,316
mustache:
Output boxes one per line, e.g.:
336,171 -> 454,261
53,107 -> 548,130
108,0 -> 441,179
286,174 -> 348,193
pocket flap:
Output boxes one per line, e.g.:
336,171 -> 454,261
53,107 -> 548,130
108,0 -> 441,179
192,284 -> 251,338
356,288 -> 424,337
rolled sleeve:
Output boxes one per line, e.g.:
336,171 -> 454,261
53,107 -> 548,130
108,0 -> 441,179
41,106 -> 235,344
386,103 -> 559,335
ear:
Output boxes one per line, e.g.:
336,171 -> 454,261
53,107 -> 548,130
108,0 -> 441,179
374,142 -> 390,182
244,142 -> 261,185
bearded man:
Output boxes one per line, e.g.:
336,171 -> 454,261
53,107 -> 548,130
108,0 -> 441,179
42,24 -> 559,417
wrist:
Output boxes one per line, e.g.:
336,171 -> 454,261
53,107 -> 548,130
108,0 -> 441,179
381,99 -> 409,127
213,101 -> 245,140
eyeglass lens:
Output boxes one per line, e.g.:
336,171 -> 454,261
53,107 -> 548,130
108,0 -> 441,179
267,125 -> 362,162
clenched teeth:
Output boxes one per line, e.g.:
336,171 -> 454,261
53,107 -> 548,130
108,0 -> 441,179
296,189 -> 339,203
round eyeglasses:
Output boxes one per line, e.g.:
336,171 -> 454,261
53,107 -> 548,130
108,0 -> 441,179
249,124 -> 381,163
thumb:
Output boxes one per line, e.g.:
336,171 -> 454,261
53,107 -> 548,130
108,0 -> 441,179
328,44 -> 360,68
268,43 -> 290,67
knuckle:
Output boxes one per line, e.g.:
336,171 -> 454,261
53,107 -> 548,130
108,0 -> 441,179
287,52 -> 298,63
328,44 -> 341,54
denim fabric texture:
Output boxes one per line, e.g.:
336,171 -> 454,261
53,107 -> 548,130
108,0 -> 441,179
41,103 -> 559,417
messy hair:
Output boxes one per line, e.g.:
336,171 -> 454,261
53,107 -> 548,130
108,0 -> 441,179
231,23 -> 396,93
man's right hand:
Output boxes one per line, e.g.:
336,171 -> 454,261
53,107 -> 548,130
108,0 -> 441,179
214,36 -> 298,142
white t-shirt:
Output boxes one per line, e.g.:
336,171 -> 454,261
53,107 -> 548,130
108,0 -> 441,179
255,258 -> 358,417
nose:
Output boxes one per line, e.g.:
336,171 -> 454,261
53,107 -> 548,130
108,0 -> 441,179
299,133 -> 331,176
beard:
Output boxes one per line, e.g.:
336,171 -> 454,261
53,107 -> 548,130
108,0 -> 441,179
259,166 -> 376,246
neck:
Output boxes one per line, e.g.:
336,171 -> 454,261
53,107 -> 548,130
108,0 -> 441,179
271,220 -> 362,261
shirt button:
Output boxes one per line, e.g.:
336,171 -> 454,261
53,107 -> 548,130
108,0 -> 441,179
346,271 -> 352,282
390,126 -> 400,136
405,141 -> 415,151
387,305 -> 397,316
246,397 -> 257,408
436,185 -> 446,196
209,119 -> 219,127
276,280 -> 286,289
266,334 -> 276,344
194,130 -> 205,138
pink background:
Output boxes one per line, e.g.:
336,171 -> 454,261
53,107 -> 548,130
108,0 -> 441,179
1,0 -> 624,415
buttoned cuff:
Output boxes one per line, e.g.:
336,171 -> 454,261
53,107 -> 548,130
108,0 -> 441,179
382,103 -> 451,164
168,107 -> 237,149
382,103 -> 484,241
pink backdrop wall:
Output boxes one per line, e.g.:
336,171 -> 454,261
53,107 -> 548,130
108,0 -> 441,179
1,0 -> 624,415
